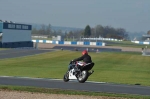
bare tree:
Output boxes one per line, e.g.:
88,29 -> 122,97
95,25 -> 104,37
46,24 -> 52,37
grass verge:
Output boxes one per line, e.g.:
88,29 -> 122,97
104,40 -> 150,48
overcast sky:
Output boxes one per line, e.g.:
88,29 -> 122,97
0,0 -> 150,33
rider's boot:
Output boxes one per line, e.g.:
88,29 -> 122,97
88,70 -> 94,76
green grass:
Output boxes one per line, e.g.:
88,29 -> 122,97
105,40 -> 150,48
0,50 -> 150,86
0,48 -> 8,50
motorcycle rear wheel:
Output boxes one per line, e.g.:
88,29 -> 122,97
77,70 -> 88,83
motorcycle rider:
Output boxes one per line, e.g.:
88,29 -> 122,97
68,50 -> 92,71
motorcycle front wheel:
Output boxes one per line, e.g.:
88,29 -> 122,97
63,72 -> 69,82
77,70 -> 88,83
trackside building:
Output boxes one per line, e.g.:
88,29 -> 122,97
0,22 -> 33,48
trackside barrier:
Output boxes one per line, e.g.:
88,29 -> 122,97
36,40 -> 39,43
43,40 -> 46,43
0,41 -> 33,48
84,41 -> 90,45
96,42 -> 102,46
71,41 -> 77,45
52,41 -> 56,44
90,42 -> 96,46
77,41 -> 84,45
32,40 -> 105,46
131,41 -> 150,45
58,41 -> 64,44
64,41 -> 71,44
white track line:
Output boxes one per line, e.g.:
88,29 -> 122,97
0,76 -> 106,83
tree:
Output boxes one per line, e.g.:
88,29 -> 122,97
46,24 -> 52,37
68,31 -> 73,38
31,28 -> 38,34
147,30 -> 150,35
116,28 -> 128,40
95,25 -> 104,37
38,24 -> 46,35
84,25 -> 91,37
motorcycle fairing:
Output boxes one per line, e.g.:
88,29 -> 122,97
68,68 -> 77,79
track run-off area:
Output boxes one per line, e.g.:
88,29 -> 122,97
0,48 -> 150,96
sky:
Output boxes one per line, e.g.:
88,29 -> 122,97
0,0 -> 150,33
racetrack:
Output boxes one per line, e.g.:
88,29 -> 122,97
0,76 -> 150,96
37,43 -> 144,52
0,49 -> 55,59
0,48 -> 150,96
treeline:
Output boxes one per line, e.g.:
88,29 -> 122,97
31,24 -> 129,40
90,25 -> 129,40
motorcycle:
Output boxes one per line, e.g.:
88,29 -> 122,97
63,61 -> 94,83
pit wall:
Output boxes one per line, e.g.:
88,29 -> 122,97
32,40 -> 105,46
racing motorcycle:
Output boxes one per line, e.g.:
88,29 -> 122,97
63,61 -> 94,83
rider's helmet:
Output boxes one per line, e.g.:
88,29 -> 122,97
82,50 -> 88,55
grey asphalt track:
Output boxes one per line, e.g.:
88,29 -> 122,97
0,48 -> 150,96
0,76 -> 150,96
0,49 -> 54,59
52,46 -> 122,52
